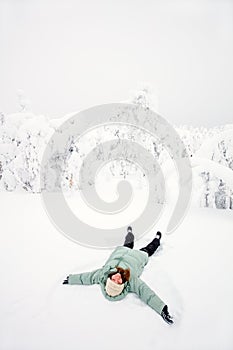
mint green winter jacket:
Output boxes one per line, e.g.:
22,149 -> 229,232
68,246 -> 166,315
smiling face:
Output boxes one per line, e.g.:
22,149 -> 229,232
111,272 -> 123,284
108,267 -> 131,286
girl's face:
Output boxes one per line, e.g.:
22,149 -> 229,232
111,272 -> 123,284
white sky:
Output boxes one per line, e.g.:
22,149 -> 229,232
1,0 -> 233,126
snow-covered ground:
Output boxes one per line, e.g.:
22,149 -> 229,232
1,192 -> 233,350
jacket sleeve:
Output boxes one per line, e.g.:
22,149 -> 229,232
130,277 -> 166,315
68,268 -> 101,285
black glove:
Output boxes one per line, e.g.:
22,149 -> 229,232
161,305 -> 174,325
62,275 -> 69,284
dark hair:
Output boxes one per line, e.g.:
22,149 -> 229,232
108,266 -> 130,283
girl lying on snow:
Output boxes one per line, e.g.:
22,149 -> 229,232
63,226 -> 173,325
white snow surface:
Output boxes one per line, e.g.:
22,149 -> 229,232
0,192 -> 233,350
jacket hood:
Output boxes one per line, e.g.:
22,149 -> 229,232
99,264 -> 130,301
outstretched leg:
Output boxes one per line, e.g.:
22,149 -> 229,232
139,231 -> 162,256
123,226 -> 134,249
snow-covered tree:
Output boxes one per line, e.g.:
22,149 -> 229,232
131,83 -> 159,112
0,112 -> 5,125
17,89 -> 31,112
214,179 -> 230,209
200,171 -> 211,207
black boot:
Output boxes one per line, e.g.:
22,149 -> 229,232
161,305 -> 174,325
155,231 -> 162,240
123,226 -> 134,249
139,231 -> 161,256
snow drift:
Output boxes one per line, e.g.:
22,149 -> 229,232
0,192 -> 232,350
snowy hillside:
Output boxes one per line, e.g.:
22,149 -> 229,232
1,109 -> 233,210
0,192 -> 233,350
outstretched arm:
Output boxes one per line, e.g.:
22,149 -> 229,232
130,277 -> 166,315
63,268 -> 102,285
